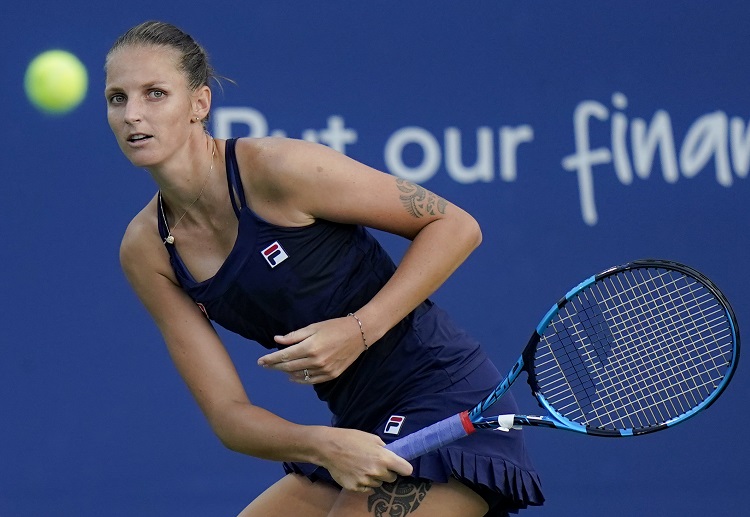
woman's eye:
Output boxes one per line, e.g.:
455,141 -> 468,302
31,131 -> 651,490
109,94 -> 125,104
149,90 -> 165,99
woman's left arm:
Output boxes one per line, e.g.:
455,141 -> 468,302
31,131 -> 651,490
254,138 -> 482,381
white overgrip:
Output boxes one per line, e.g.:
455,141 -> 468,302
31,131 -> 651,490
494,414 -> 520,431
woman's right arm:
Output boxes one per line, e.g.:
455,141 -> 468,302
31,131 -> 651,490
119,211 -> 411,490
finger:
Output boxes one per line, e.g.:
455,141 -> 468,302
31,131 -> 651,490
257,342 -> 309,368
258,354 -> 301,370
288,369 -> 328,385
273,326 -> 314,346
384,451 -> 414,477
257,349 -> 288,367
265,357 -> 310,373
347,485 -> 371,493
291,368 -> 311,383
351,483 -> 376,493
382,470 -> 398,484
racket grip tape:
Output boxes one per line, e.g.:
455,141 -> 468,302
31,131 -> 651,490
385,411 -> 475,460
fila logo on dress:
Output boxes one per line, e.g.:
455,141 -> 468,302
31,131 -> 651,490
384,415 -> 406,435
261,241 -> 289,268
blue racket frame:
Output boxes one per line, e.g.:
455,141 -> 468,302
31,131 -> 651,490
386,259 -> 741,460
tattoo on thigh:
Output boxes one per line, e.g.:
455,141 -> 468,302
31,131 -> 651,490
396,179 -> 447,218
367,477 -> 432,516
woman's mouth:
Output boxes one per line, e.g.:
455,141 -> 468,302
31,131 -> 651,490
127,133 -> 153,144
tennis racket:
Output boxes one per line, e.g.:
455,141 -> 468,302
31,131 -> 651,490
386,259 -> 740,460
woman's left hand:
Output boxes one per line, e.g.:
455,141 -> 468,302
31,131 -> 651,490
257,315 -> 367,384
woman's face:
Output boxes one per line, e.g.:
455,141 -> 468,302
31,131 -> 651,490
105,45 -> 198,169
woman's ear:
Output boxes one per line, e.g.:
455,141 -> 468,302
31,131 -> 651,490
192,84 -> 212,122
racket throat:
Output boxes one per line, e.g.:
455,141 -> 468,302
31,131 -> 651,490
495,414 -> 521,432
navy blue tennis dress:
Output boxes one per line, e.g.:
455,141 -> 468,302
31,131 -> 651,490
157,138 -> 544,515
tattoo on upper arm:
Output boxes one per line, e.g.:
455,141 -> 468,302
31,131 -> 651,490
367,477 -> 432,516
396,179 -> 447,218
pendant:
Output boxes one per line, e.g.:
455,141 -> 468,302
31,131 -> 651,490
165,234 -> 175,244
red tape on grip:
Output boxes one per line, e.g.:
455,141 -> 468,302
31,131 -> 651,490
459,410 -> 476,435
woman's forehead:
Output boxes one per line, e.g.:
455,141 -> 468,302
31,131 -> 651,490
106,45 -> 184,85
107,45 -> 182,73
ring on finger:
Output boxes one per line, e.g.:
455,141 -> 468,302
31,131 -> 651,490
303,368 -> 310,381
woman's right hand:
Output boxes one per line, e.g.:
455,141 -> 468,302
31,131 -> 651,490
314,426 -> 414,492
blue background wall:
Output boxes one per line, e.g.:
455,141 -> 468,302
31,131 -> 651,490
2,1 -> 748,516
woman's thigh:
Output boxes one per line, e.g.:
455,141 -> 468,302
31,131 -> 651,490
329,476 -> 489,517
237,474 -> 489,517
236,473 -> 339,517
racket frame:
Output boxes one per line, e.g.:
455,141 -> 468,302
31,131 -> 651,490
516,259 -> 740,436
386,259 -> 740,459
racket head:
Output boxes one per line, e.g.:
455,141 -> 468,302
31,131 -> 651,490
525,259 -> 740,436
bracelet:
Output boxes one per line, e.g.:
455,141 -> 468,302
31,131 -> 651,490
347,313 -> 368,351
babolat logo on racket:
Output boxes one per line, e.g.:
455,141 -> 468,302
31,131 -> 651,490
384,415 -> 406,435
261,241 -> 288,268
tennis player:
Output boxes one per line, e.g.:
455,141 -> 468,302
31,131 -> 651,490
106,20 -> 544,517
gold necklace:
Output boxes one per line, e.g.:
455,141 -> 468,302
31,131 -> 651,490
161,140 -> 216,245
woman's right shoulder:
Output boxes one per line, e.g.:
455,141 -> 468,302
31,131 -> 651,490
121,196 -> 158,249
119,195 -> 170,278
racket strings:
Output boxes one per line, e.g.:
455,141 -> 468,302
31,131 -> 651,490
592,271 -> 731,427
596,270 -> 732,420
569,286 -> 727,429
604,270 -> 730,391
534,268 -> 734,432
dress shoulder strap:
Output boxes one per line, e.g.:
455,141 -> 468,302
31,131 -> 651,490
224,138 -> 246,218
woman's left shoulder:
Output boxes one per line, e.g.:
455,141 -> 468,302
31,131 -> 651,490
234,136 -> 327,179
234,136 -> 312,159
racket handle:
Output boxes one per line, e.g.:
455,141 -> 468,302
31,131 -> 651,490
385,411 -> 475,460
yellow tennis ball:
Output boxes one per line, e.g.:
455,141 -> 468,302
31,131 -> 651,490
25,50 -> 88,115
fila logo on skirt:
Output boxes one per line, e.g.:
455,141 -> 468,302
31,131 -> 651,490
261,241 -> 289,268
